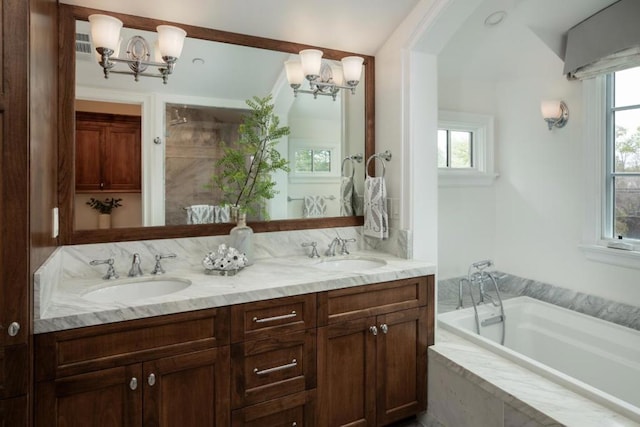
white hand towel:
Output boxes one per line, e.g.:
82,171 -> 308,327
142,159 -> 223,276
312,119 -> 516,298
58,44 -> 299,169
303,195 -> 326,218
214,205 -> 230,223
363,176 -> 388,239
187,205 -> 215,224
340,176 -> 355,216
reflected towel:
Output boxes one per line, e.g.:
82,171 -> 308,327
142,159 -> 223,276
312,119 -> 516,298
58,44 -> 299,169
303,196 -> 326,218
187,205 -> 215,224
340,176 -> 355,216
363,176 -> 388,239
215,205 -> 230,223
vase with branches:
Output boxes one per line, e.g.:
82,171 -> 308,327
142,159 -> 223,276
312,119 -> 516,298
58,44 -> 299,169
213,94 -> 290,219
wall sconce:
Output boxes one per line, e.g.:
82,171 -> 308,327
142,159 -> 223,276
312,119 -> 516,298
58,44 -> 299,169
540,100 -> 569,130
89,14 -> 186,84
284,49 -> 364,100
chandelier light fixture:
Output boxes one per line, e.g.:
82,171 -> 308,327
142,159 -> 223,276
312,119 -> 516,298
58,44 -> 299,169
88,14 -> 187,84
284,49 -> 364,100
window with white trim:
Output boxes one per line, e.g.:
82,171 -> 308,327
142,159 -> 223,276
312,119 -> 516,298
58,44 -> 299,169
437,111 -> 497,187
606,66 -> 640,240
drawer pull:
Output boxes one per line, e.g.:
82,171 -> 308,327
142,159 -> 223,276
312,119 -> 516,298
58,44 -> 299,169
292,423 -> 297,427
7,322 -> 20,337
129,377 -> 138,390
253,359 -> 297,376
369,326 -> 378,336
380,323 -> 389,334
148,373 -> 156,386
252,311 -> 297,324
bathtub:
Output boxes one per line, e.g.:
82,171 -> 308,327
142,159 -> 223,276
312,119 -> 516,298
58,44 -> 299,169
438,296 -> 640,422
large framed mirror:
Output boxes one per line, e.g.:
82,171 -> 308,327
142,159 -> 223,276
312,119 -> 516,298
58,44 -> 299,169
59,5 -> 375,244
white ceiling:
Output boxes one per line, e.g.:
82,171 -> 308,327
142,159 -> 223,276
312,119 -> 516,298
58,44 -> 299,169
62,0 -> 421,55
438,0 -> 619,82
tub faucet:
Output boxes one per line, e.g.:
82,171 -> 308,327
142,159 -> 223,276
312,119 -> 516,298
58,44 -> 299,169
128,253 -> 144,277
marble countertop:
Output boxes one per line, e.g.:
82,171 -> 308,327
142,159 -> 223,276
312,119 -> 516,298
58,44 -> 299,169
35,251 -> 435,334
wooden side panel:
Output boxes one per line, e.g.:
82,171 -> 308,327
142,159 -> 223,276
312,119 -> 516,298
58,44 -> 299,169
144,347 -> 230,427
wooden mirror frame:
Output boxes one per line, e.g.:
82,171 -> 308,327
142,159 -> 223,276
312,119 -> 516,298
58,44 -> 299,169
59,5 -> 375,244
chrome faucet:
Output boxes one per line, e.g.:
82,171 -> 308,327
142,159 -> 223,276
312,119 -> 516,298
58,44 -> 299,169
90,258 -> 119,280
338,238 -> 356,255
151,253 -> 177,275
301,242 -> 321,258
325,237 -> 342,256
128,253 -> 144,277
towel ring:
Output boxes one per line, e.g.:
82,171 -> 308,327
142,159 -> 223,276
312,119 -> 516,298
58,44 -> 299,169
366,150 -> 392,178
341,153 -> 363,178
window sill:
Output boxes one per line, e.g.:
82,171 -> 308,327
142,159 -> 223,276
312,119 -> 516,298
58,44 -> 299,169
579,244 -> 640,270
438,171 -> 499,187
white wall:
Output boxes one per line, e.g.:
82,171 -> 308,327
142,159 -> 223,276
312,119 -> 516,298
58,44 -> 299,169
436,9 -> 640,306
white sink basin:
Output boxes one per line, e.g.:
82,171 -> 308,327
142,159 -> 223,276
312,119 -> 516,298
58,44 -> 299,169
83,278 -> 191,303
313,256 -> 387,272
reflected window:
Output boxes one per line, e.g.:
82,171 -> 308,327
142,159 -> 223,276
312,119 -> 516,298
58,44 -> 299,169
606,66 -> 640,240
294,149 -> 332,173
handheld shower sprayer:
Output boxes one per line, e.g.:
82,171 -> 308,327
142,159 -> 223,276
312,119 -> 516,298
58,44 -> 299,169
472,259 -> 493,270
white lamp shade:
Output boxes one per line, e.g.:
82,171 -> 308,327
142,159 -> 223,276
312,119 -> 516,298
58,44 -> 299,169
540,100 -> 562,119
153,39 -> 163,63
89,14 -> 123,52
300,49 -> 323,78
330,63 -> 344,86
156,25 -> 187,59
341,56 -> 364,85
284,60 -> 304,85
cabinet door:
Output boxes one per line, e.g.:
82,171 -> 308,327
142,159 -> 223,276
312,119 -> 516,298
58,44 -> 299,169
0,395 -> 28,426
317,317 -> 376,427
143,347 -> 230,427
75,121 -> 105,191
35,365 -> 142,427
104,122 -> 141,192
375,308 -> 427,426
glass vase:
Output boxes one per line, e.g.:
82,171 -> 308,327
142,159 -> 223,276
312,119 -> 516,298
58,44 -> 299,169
229,212 -> 254,265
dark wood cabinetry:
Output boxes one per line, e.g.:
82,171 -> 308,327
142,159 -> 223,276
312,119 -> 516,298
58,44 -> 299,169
34,276 -> 434,427
75,112 -> 141,193
231,294 -> 317,426
34,308 -> 230,427
317,276 -> 434,427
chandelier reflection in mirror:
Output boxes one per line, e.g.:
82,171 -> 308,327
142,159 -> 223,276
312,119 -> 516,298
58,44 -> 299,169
88,14 -> 187,84
284,49 -> 364,100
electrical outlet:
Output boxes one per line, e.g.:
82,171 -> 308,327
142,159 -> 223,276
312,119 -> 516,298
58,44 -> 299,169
52,207 -> 59,238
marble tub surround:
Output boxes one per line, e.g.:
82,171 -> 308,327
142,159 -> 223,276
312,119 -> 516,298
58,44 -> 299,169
438,273 -> 640,331
34,226 -> 434,334
427,330 -> 640,427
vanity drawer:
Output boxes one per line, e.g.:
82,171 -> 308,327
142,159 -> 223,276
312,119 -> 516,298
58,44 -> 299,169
35,307 -> 230,380
318,276 -> 431,325
231,330 -> 316,408
231,389 -> 316,427
231,294 -> 316,343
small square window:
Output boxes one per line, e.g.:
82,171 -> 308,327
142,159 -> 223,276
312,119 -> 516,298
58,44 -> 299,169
437,129 -> 473,168
294,149 -> 332,173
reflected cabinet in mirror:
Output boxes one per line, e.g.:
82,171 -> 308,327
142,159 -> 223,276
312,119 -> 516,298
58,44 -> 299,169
59,5 -> 375,244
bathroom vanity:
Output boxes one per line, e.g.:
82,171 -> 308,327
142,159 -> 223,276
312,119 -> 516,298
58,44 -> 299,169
33,241 -> 435,427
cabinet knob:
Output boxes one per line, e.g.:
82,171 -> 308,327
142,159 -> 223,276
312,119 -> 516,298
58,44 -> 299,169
100,182 -> 104,190
7,322 -> 20,337
380,323 -> 389,334
129,377 -> 138,390
369,326 -> 378,336
292,423 -> 297,427
148,373 -> 156,386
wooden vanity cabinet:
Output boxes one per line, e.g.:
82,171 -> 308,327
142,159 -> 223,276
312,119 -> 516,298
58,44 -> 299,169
317,276 -> 434,427
230,294 -> 317,426
75,112 -> 142,193
34,307 -> 230,427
